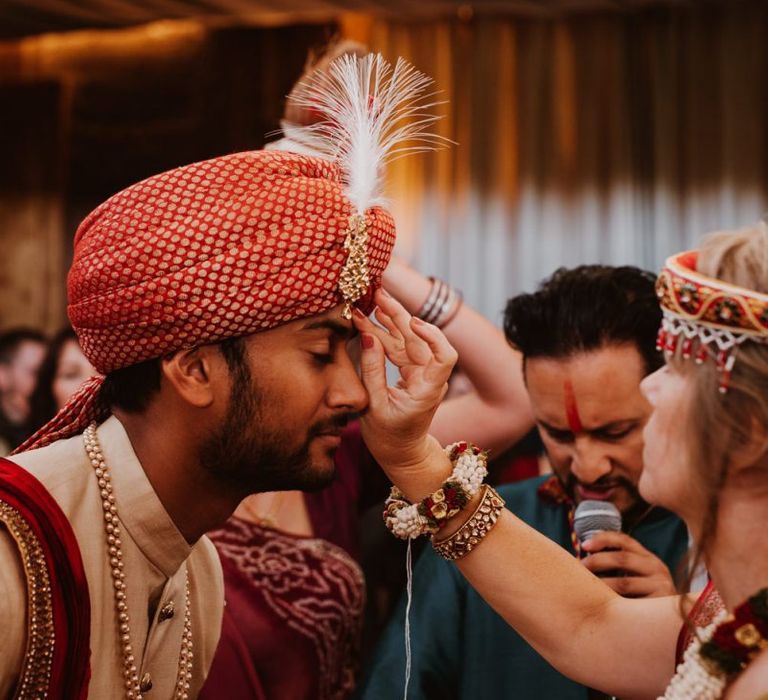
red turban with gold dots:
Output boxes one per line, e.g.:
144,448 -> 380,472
16,52 -> 442,454
69,150 -> 394,374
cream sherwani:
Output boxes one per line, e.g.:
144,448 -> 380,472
0,416 -> 224,698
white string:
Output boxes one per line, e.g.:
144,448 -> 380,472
403,537 -> 414,700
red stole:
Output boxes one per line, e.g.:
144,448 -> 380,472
675,579 -> 726,666
0,457 -> 91,698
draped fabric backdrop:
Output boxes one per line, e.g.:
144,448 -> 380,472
3,2 -> 768,328
0,21 -> 332,330
361,3 -> 768,321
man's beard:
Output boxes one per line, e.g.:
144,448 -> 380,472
199,364 -> 351,494
561,470 -> 652,525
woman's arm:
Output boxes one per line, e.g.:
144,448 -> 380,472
353,290 -> 682,699
382,257 -> 533,453
727,649 -> 768,699
452,507 -> 682,698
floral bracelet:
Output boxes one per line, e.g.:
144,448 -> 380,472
383,441 -> 488,540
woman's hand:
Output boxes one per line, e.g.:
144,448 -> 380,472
380,256 -> 533,454
352,289 -> 457,498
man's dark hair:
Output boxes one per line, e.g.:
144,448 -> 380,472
503,265 -> 663,375
0,328 -> 46,365
101,336 -> 248,414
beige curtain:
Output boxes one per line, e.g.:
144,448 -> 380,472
360,3 -> 768,321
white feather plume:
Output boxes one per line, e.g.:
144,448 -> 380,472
287,53 -> 448,214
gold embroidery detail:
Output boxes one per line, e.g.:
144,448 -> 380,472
159,600 -> 175,622
735,622 -> 763,647
432,485 -> 506,561
0,499 -> 55,699
339,214 -> 370,320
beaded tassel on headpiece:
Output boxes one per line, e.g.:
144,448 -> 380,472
656,250 -> 768,392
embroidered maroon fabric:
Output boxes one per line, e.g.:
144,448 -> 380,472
202,517 -> 364,700
199,425 -> 377,699
537,474 -> 571,506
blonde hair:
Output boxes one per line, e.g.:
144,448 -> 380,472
672,222 -> 768,583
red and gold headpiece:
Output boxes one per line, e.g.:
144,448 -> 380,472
656,250 -> 768,392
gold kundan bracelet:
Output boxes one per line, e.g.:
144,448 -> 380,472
431,484 -> 505,560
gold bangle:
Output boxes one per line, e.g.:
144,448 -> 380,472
431,484 -> 505,560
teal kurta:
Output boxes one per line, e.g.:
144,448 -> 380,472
358,475 -> 689,700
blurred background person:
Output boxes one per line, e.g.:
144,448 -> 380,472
0,328 -> 46,453
24,327 -> 98,442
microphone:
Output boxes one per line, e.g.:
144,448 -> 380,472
573,500 -> 622,548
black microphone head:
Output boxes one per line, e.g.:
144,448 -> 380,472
573,500 -> 622,544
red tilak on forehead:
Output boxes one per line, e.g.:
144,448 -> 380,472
563,379 -> 583,433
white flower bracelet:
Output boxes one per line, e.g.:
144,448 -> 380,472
383,441 -> 489,540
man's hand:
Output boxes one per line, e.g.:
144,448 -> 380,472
580,531 -> 677,598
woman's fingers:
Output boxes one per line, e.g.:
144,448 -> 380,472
373,307 -> 402,340
367,318 -> 408,361
374,288 -> 412,327
353,296 -> 457,411
410,317 -> 459,384
355,331 -> 388,413
354,307 -> 414,367
375,290 -> 432,364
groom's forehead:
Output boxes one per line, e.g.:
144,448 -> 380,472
248,306 -> 357,346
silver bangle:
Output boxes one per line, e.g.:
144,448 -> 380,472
417,277 -> 444,321
417,277 -> 464,327
435,289 -> 463,328
425,281 -> 451,324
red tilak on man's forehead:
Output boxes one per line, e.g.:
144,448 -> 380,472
563,379 -> 583,433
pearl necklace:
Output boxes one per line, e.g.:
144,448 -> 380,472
659,610 -> 729,700
84,423 -> 194,699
